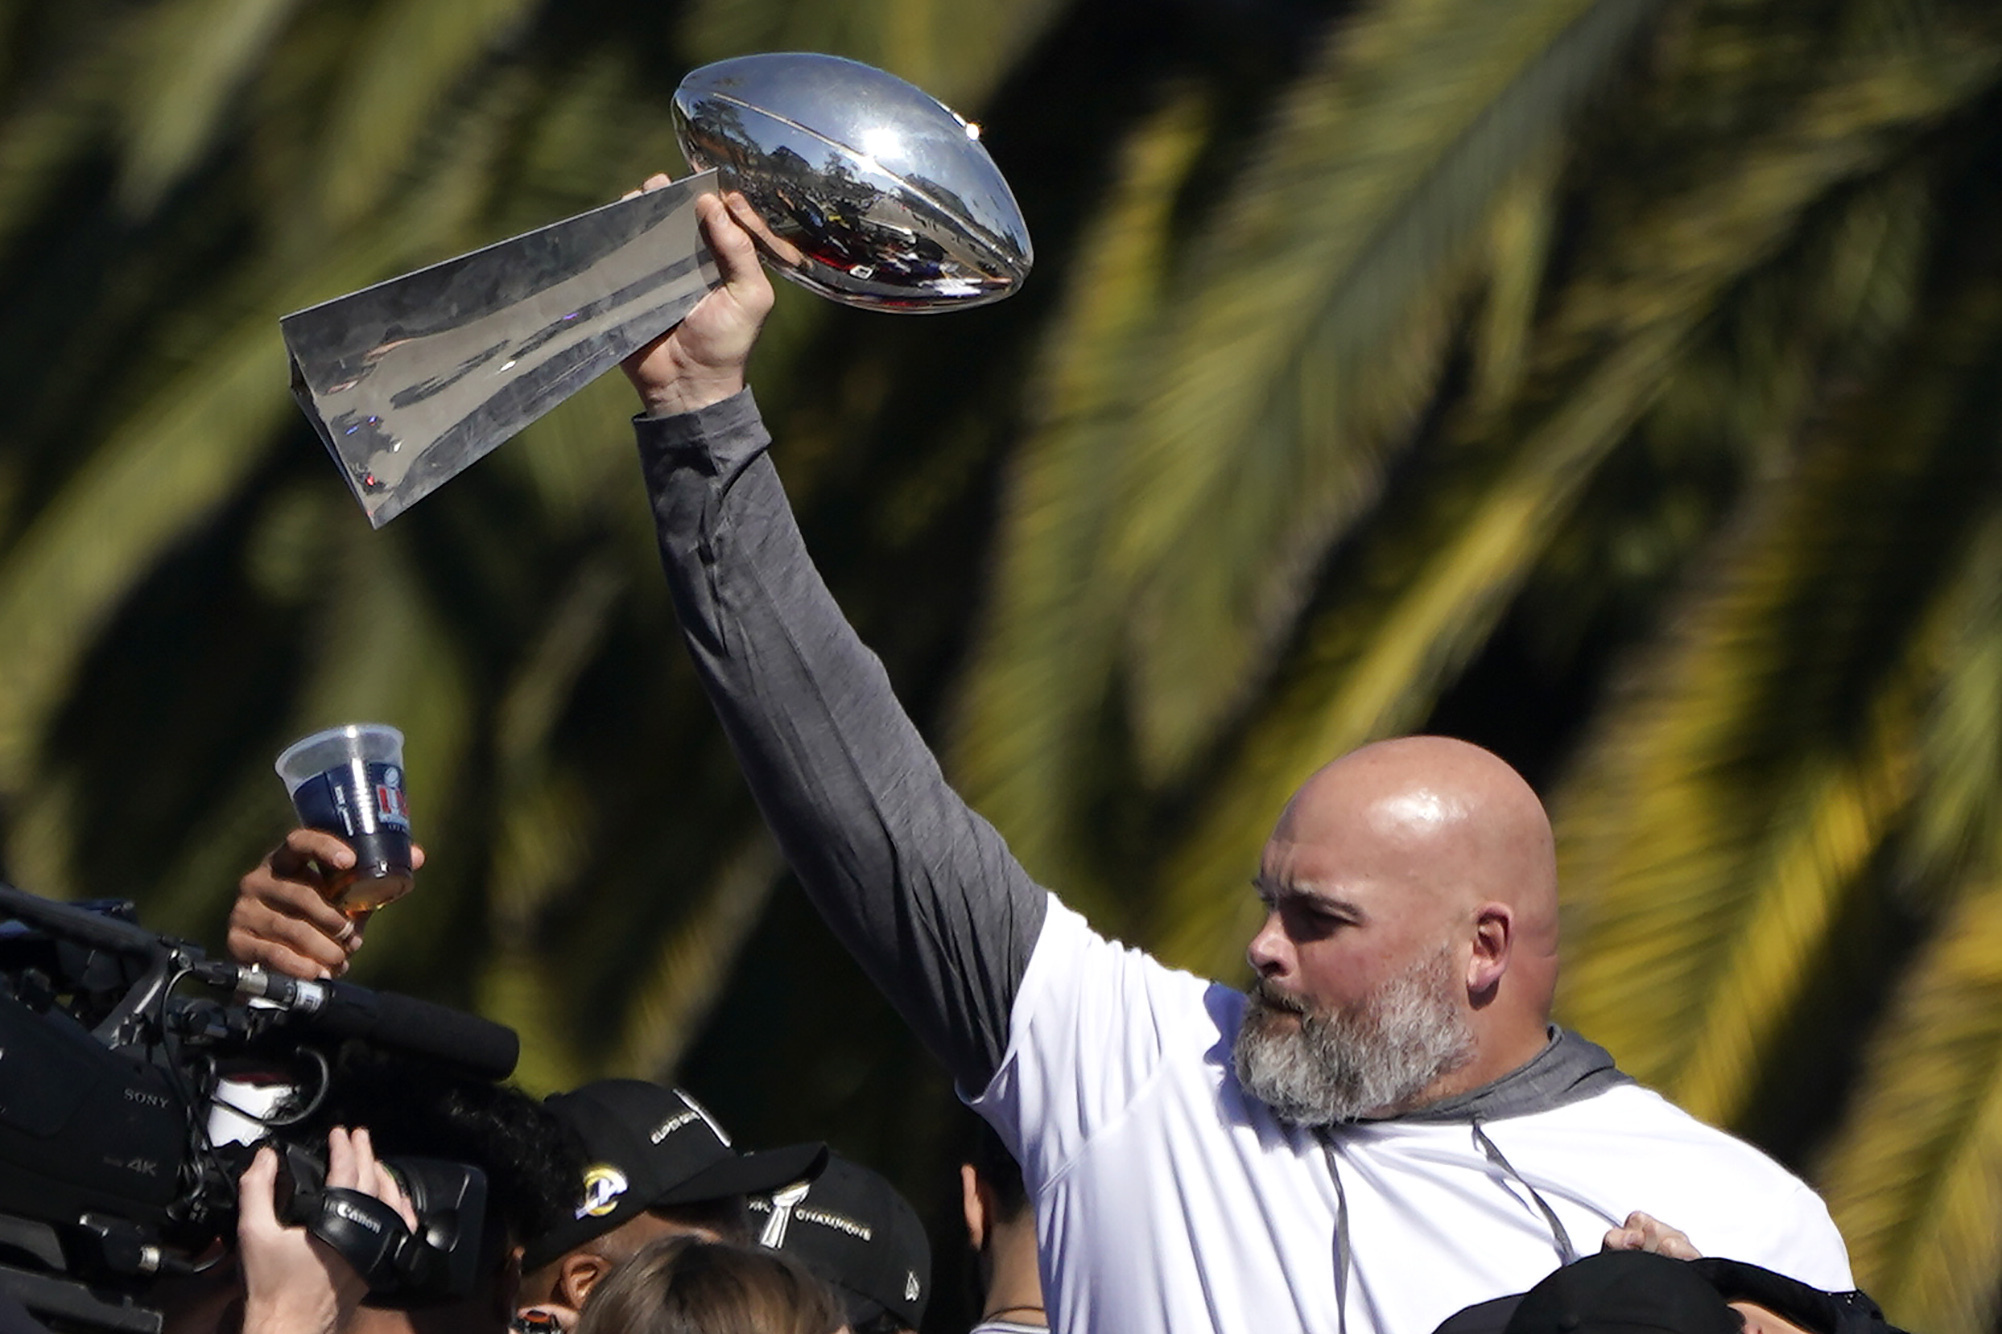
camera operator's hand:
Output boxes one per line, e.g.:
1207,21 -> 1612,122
229,831 -> 427,978
618,176 -> 775,418
239,1128 -> 416,1334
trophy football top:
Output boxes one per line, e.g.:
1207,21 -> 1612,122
673,52 -> 1033,311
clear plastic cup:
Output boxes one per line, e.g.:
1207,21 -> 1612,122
274,723 -> 414,918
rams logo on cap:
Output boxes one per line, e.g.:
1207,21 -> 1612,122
576,1164 -> 629,1219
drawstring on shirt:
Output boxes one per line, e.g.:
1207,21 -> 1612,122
1315,1129 -> 1352,1334
1315,1119 -> 1576,1334
1472,1118 -> 1578,1264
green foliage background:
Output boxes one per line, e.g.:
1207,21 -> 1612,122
4,0 -> 2002,1327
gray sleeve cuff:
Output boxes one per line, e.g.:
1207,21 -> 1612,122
634,388 -> 770,469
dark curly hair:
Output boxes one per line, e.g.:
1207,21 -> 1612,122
300,1047 -> 586,1264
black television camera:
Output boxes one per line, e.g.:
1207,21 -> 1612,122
0,883 -> 521,1333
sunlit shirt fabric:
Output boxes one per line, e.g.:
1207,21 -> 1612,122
972,901 -> 1852,1334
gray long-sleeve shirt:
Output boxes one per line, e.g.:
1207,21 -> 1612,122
637,390 -> 1044,1094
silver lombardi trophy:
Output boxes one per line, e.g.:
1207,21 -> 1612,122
280,53 -> 1034,527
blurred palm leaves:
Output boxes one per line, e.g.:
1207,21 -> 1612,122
947,0 -> 2002,1319
8,0 -> 2002,1325
0,0 -> 1071,1094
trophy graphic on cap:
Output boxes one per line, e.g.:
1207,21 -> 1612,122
280,53 -> 1034,527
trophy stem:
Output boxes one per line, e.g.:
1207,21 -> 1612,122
281,171 -> 723,527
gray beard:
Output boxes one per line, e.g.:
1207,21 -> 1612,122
1232,946 -> 1476,1126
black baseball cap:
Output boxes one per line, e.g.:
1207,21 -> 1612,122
520,1080 -> 827,1272
750,1153 -> 931,1331
1503,1252 -> 1743,1334
1689,1257 -> 1887,1334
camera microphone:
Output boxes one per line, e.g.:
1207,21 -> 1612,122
226,967 -> 519,1080
0,883 -> 512,1316
0,883 -> 165,958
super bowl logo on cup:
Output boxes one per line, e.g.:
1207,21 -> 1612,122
375,764 -> 411,828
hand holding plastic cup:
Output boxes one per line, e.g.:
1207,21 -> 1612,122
274,724 -> 415,919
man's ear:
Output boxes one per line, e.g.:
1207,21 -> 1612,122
557,1251 -> 615,1309
1468,903 -> 1512,1002
961,1163 -> 991,1251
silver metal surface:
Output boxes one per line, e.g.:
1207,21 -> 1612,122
280,53 -> 1036,526
281,172 -> 722,527
674,53 -> 1032,310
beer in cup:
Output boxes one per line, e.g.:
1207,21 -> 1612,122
274,723 -> 414,917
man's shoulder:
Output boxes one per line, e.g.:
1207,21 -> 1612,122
1542,1084 -> 1852,1286
1506,1077 -> 1749,1139
1024,898 -> 1235,1021
974,898 -> 1284,1189
1489,1080 -> 1824,1200
1003,897 -> 1258,1097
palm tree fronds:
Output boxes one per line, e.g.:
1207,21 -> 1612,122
0,325 -> 295,792
309,0 -> 542,231
945,89 -> 1214,911
1150,5 -> 2002,977
1820,882 -> 2002,1334
1110,0 -> 1666,784
1654,660 -> 1922,1123
677,0 -> 1072,110
1555,193 -> 2002,1095
1470,159 -> 1562,411
0,45 -> 120,259
1901,517 -> 2002,895
114,0 -> 300,211
613,833 -> 785,1081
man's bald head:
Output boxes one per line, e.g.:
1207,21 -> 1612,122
1277,736 -> 1559,955
1238,736 -> 1560,1122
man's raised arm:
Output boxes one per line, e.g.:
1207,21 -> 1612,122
623,181 -> 1047,1094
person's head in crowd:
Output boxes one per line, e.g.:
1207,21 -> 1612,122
304,1049 -> 584,1334
305,1048 -> 586,1263
1432,1216 -> 1896,1334
1685,1257 -> 1889,1334
575,1235 -> 846,1334
1501,1251 -> 1741,1334
517,1081 -> 826,1312
157,1051 -> 578,1334
961,1121 -> 1043,1331
751,1153 -> 930,1334
1236,735 -> 1564,1125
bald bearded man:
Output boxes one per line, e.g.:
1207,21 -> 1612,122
618,183 -> 1851,1334
1234,739 -> 1563,1124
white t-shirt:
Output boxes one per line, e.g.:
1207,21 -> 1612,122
971,900 -> 1853,1334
